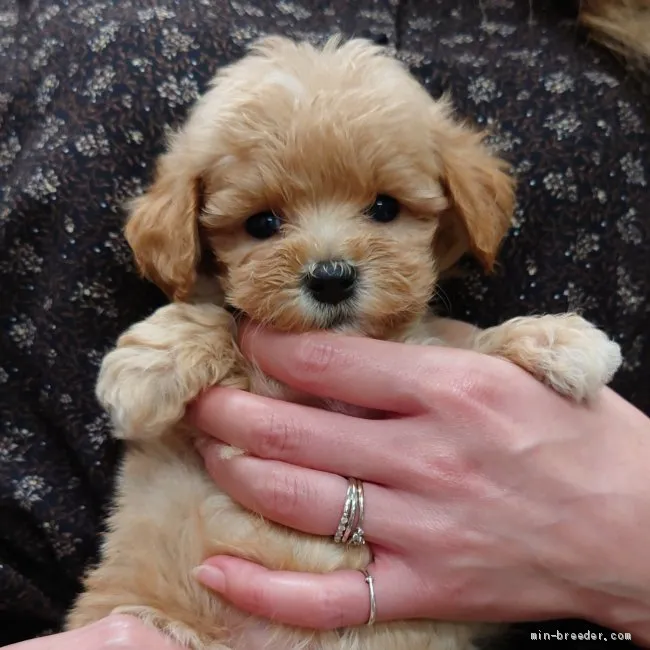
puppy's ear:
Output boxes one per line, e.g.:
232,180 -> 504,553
125,150 -> 202,301
433,118 -> 515,273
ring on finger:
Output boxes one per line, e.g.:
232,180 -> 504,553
359,568 -> 377,626
334,478 -> 366,546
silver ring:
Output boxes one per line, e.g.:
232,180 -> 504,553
349,478 -> 366,546
359,568 -> 377,626
334,479 -> 356,543
334,478 -> 366,546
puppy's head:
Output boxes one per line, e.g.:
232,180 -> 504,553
126,36 -> 514,338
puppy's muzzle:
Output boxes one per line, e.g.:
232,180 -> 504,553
303,260 -> 357,305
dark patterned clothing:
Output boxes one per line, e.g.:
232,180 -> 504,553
0,0 -> 647,647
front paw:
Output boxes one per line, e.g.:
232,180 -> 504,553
473,313 -> 622,402
97,303 -> 246,440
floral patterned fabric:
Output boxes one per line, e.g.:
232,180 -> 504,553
0,0 -> 647,647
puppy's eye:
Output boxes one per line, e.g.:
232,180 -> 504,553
366,194 -> 400,223
245,211 -> 282,239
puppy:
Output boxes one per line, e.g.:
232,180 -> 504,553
66,36 -> 622,650
579,0 -> 650,66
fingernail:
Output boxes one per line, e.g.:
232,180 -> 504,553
195,438 -> 233,461
192,565 -> 226,592
194,436 -> 212,455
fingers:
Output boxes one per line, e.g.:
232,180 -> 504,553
239,324 -> 433,414
189,387 -> 410,485
193,555 -> 416,629
199,444 -> 399,543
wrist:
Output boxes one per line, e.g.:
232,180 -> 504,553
569,393 -> 650,645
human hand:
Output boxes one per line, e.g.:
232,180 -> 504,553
189,325 -> 650,643
6,616 -> 184,650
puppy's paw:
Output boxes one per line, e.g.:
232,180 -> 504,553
97,303 -> 247,440
472,313 -> 622,402
111,605 -> 232,650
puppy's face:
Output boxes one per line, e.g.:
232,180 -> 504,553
126,37 -> 514,339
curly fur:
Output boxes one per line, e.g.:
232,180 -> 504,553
579,0 -> 650,68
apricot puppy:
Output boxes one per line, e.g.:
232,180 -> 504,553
66,36 -> 622,650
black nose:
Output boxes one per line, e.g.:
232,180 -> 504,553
304,260 -> 357,305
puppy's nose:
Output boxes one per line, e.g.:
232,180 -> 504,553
304,260 -> 357,305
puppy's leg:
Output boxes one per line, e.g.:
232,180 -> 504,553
471,313 -> 622,402
97,302 -> 247,440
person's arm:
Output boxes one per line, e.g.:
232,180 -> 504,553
188,326 -> 650,645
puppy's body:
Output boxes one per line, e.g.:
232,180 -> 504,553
67,306 -> 491,650
67,37 -> 622,650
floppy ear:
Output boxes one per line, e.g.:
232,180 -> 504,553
433,119 -> 515,273
124,149 -> 203,301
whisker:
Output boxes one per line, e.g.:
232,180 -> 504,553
433,285 -> 453,315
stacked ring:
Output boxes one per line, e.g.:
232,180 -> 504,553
334,477 -> 366,546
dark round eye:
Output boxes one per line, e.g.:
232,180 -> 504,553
244,211 -> 282,239
366,194 -> 400,223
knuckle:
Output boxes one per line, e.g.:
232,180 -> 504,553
418,346 -> 521,415
264,468 -> 305,518
414,451 -> 478,497
435,358 -> 505,415
295,337 -> 338,379
245,581 -> 274,618
314,589 -> 348,630
253,410 -> 300,459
